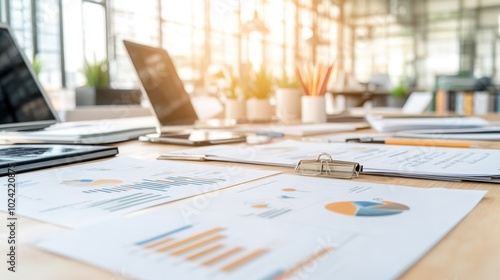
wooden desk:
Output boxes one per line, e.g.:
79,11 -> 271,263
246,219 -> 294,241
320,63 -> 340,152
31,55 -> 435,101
1,132 -> 500,280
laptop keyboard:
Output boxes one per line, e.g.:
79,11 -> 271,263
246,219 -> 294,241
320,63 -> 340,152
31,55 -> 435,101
0,147 -> 52,158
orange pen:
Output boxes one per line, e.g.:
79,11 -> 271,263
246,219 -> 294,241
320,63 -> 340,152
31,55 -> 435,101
345,137 -> 472,148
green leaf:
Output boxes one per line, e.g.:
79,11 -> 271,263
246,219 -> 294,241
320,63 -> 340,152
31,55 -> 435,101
222,66 -> 240,99
32,54 -> 42,76
83,56 -> 110,88
275,70 -> 300,89
242,66 -> 273,99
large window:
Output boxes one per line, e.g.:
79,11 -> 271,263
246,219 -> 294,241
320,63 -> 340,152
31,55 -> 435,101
161,0 -> 205,93
1,0 -> 344,98
36,0 -> 63,88
109,0 -> 159,88
347,0 -> 500,89
2,0 -> 64,92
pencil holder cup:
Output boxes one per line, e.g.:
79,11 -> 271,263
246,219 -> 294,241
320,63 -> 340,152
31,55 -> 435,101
246,98 -> 272,122
225,99 -> 246,121
301,95 -> 326,123
275,88 -> 302,123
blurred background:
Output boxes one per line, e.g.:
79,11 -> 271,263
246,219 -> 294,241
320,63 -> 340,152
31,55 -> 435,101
1,0 -> 500,111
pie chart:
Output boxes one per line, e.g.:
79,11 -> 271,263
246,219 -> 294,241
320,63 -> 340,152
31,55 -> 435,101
325,201 -> 409,217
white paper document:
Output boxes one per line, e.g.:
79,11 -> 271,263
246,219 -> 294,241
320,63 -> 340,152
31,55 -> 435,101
366,115 -> 489,132
395,126 -> 500,141
0,157 -> 278,228
164,140 -> 500,182
35,174 -> 486,279
303,132 -> 394,143
233,123 -> 360,136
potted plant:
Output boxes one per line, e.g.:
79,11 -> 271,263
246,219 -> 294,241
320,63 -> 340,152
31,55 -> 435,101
222,67 -> 246,121
275,70 -> 302,123
75,58 -> 142,106
388,79 -> 408,108
32,54 -> 42,77
242,66 -> 273,122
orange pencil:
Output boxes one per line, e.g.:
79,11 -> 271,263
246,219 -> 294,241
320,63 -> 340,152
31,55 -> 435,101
295,66 -> 308,94
346,137 -> 472,148
318,64 -> 333,96
383,138 -> 472,148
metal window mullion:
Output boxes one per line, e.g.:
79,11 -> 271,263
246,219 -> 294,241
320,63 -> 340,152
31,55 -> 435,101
158,0 -> 162,47
31,0 -> 38,55
58,0 -> 66,87
6,0 -> 11,25
203,0 -> 210,89
104,0 -> 110,57
282,1 -> 286,67
294,0 -> 299,62
237,0 -> 242,73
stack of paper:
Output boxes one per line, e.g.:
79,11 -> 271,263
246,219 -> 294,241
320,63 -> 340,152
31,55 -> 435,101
366,115 -> 489,132
34,174 -> 486,279
162,140 -> 500,183
395,126 -> 500,141
303,132 -> 394,143
233,123 -> 364,136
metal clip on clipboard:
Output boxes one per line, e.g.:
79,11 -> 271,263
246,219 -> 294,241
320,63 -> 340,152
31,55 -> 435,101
295,152 -> 363,179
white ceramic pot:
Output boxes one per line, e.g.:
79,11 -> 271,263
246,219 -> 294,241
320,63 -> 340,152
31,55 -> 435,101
301,95 -> 326,123
275,88 -> 302,123
246,98 -> 272,122
225,99 -> 246,121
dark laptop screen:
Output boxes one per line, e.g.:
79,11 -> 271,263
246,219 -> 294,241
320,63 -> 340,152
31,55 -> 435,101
0,26 -> 57,130
124,41 -> 198,126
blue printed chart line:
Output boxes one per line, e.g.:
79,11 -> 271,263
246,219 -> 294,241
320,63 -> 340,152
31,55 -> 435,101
257,208 -> 292,219
82,176 -> 226,194
85,193 -> 171,212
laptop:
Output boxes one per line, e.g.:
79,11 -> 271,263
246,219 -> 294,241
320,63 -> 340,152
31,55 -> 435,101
348,92 -> 433,116
0,23 -> 156,144
123,40 -> 236,139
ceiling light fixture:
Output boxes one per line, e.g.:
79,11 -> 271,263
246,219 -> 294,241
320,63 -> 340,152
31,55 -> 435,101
241,10 -> 269,34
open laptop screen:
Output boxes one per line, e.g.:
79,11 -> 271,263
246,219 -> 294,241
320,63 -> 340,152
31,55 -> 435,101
0,25 -> 58,130
124,41 -> 198,127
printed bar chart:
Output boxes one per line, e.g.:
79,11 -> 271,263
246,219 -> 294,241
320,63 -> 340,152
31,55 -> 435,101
257,208 -> 292,219
201,247 -> 243,266
84,193 -> 169,212
186,244 -> 224,261
134,225 -> 269,274
220,249 -> 269,272
82,176 -> 226,194
155,228 -> 223,253
171,235 -> 225,256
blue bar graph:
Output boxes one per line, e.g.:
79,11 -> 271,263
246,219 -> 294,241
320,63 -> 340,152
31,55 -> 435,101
83,176 -> 226,194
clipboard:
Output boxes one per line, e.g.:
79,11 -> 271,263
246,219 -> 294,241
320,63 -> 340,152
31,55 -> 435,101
159,152 -> 363,179
295,152 -> 363,179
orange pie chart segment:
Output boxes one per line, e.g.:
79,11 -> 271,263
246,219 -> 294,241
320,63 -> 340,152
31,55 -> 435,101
251,204 -> 269,209
325,201 -> 357,215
